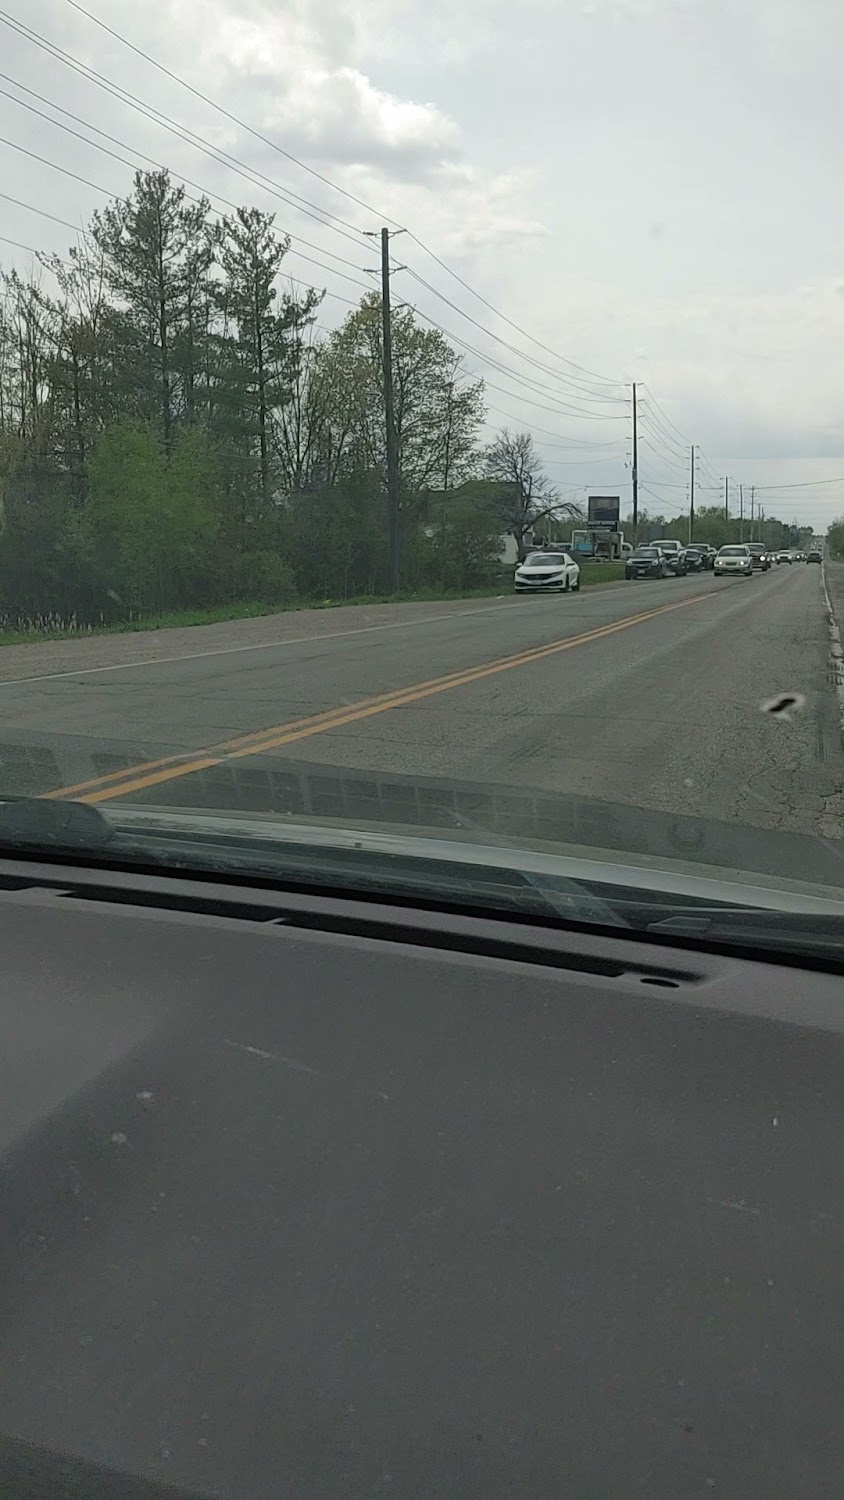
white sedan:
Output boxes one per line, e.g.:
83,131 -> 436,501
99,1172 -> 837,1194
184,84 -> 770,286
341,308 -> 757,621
514,551 -> 581,595
714,544 -> 753,577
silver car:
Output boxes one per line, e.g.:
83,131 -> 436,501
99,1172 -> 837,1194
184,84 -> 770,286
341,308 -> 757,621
714,545 -> 753,577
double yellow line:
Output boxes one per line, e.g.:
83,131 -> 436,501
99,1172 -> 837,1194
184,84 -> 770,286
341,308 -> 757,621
45,589 -> 710,805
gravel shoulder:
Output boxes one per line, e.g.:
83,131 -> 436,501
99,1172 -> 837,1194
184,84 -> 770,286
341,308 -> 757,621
0,596 -> 520,684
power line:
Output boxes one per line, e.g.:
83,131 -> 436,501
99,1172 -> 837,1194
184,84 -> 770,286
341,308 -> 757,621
59,0 -> 627,395
0,189 -> 87,237
0,134 -> 376,299
474,376 -> 627,422
407,307 -> 630,421
637,405 -> 690,462
638,385 -> 691,446
0,21 -> 626,417
403,266 -> 626,402
61,0 -> 391,227
0,76 -> 374,280
405,232 -> 622,390
0,13 -> 372,250
0,232 -> 42,257
0,197 -> 361,310
753,476 -> 844,491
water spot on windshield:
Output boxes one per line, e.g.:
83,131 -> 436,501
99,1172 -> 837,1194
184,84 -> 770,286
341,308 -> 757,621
760,692 -> 806,721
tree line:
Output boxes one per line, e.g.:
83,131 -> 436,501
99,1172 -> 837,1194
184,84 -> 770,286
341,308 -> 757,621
0,169 -> 579,627
634,507 -> 811,554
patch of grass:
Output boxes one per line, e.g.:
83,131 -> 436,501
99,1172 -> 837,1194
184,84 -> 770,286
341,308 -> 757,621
0,569 -> 630,648
0,585 -> 509,646
577,562 -> 626,585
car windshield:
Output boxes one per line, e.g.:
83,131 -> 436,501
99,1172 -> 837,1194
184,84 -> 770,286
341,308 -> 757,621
0,13 -> 834,951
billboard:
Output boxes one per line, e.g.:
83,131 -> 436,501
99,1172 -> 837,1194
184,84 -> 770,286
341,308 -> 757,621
587,495 -> 620,528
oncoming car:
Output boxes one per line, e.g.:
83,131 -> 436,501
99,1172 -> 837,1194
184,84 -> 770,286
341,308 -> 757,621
715,544 -> 753,577
514,550 -> 581,594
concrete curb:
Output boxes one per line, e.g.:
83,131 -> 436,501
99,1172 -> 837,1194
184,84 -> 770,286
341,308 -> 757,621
821,563 -> 844,743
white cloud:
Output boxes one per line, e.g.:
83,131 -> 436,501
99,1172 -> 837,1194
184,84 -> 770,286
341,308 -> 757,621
3,0 -> 844,526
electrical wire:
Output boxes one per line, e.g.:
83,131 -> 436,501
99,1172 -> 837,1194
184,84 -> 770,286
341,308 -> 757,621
0,79 -> 375,280
0,134 -> 376,299
61,0 -> 392,226
0,40 -> 629,416
403,267 -> 627,403
58,0 -> 627,393
407,307 -> 631,422
753,476 -> 844,491
0,192 -> 361,308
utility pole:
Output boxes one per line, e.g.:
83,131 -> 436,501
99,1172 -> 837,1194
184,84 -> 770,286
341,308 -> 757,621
688,444 -> 695,544
366,226 -> 405,591
724,476 -> 729,527
739,484 -> 744,541
380,227 -> 400,592
750,484 -> 755,542
631,382 -> 639,537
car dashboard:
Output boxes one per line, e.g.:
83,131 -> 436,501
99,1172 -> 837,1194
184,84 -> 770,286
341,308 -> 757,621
0,853 -> 841,1499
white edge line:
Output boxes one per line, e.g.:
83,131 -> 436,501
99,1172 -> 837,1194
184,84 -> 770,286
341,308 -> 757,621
0,599 -> 525,687
821,562 -> 844,743
0,573 -> 703,690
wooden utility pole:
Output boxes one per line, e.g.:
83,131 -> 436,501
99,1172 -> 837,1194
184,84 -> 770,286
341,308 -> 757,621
631,382 -> 639,536
724,476 -> 729,526
750,484 -> 755,541
379,226 -> 401,593
688,445 -> 695,543
739,484 -> 744,541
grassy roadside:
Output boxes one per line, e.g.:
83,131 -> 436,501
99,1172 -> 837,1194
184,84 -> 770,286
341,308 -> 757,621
0,565 -> 626,647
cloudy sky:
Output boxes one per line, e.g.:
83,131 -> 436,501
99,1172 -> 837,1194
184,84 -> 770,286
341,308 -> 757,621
2,0 -> 843,529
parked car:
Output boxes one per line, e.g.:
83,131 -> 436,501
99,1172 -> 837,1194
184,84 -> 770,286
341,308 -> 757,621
625,546 -> 671,580
514,551 -> 581,594
714,544 -> 753,577
807,549 -> 822,564
684,546 -> 709,572
775,551 -> 793,565
650,540 -> 687,575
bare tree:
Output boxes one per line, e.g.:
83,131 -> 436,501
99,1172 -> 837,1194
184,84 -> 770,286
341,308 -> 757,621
483,428 -> 579,559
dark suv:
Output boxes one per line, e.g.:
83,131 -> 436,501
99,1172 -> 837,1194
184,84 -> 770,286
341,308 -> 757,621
746,543 -> 771,571
625,546 -> 670,579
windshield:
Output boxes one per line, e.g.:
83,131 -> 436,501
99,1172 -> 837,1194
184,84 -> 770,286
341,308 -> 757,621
0,7 -> 837,924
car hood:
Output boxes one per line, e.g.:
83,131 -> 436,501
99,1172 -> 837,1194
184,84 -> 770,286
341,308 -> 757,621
97,801 -> 844,915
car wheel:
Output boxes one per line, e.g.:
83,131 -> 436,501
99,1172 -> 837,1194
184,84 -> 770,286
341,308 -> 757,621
562,576 -> 570,593
571,577 -> 580,592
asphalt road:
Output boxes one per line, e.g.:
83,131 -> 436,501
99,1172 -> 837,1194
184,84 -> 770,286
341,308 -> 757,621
0,562 -> 840,870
